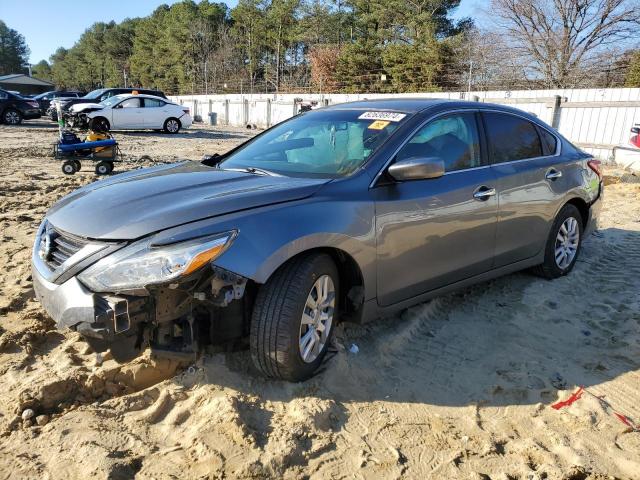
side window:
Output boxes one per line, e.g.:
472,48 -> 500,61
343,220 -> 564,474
143,98 -> 164,108
484,112 -> 542,163
396,112 -> 482,172
538,127 -> 558,156
120,98 -> 141,108
100,92 -> 113,101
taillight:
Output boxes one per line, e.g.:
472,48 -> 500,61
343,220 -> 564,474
587,159 -> 602,179
631,134 -> 640,148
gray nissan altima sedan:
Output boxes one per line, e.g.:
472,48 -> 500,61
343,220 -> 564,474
32,99 -> 603,381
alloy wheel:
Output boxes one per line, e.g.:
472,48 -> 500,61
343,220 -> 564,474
554,216 -> 580,269
299,274 -> 335,363
5,110 -> 20,124
167,119 -> 179,133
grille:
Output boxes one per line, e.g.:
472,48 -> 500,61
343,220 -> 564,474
44,229 -> 89,269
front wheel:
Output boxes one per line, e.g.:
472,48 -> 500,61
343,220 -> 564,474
163,118 -> 181,134
90,117 -> 110,132
250,253 -> 339,382
533,204 -> 583,279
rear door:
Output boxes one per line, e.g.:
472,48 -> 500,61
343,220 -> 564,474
482,111 -> 564,267
111,97 -> 144,129
142,97 -> 167,128
375,111 -> 498,306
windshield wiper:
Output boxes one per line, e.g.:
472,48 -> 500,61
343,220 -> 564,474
220,166 -> 278,176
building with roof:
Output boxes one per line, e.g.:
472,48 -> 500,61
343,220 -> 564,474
0,74 -> 54,95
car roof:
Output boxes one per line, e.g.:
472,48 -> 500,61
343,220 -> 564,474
111,93 -> 168,101
323,97 -> 542,122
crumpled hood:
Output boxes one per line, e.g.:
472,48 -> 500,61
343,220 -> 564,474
70,102 -> 102,113
46,162 -> 330,240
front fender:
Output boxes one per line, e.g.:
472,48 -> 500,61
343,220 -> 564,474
151,191 -> 377,301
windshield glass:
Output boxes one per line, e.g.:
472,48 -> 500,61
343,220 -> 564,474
219,109 -> 408,177
84,89 -> 107,99
100,96 -> 123,107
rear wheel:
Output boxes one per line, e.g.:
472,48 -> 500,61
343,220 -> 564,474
250,253 -> 338,382
95,161 -> 113,175
61,160 -> 77,175
3,109 -> 22,125
163,118 -> 181,134
533,204 -> 583,279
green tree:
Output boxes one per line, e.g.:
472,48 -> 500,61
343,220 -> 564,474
626,51 -> 640,87
0,20 -> 30,75
32,60 -> 53,82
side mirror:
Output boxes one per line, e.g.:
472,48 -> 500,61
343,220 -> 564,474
387,156 -> 445,181
631,127 -> 640,134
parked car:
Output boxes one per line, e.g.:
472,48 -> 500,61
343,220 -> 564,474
67,94 -> 192,133
32,99 -> 603,381
48,87 -> 167,121
33,90 -> 82,114
0,88 -> 41,124
613,123 -> 640,172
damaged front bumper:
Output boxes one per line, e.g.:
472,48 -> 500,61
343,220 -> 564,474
32,256 -> 251,361
32,261 -> 149,341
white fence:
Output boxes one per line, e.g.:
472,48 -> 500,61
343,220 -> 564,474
171,88 -> 640,162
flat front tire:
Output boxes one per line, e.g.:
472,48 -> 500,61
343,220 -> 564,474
533,204 -> 584,279
250,253 -> 339,382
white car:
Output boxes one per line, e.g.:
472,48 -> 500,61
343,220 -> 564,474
69,94 -> 192,133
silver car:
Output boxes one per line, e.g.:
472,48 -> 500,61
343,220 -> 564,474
32,99 -> 603,381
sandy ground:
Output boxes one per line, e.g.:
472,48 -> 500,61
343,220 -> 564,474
0,120 -> 639,480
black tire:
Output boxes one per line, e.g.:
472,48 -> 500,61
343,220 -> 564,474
95,161 -> 113,175
250,253 -> 339,382
163,118 -> 181,134
533,204 -> 584,279
90,117 -> 110,132
73,160 -> 81,171
61,160 -> 77,175
3,108 -> 22,125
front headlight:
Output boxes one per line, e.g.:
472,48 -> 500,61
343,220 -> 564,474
78,231 -> 236,292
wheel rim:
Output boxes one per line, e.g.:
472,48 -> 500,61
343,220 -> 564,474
5,111 -> 19,124
554,216 -> 579,269
98,165 -> 107,174
167,120 -> 179,132
63,164 -> 74,173
299,275 -> 335,363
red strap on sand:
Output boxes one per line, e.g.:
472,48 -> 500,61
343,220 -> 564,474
551,387 -> 584,410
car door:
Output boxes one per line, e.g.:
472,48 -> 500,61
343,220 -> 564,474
142,97 -> 167,128
482,111 -> 564,267
374,111 -> 498,306
111,97 -> 144,129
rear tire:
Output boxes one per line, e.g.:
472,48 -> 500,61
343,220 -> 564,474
61,160 -> 77,175
163,118 -> 181,134
533,204 -> 583,279
250,253 -> 339,382
95,161 -> 113,175
3,108 -> 22,125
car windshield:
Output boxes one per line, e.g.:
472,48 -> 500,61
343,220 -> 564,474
218,109 -> 408,177
100,96 -> 124,107
34,91 -> 53,99
84,89 -> 107,99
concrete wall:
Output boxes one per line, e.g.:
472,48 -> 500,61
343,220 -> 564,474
171,88 -> 640,162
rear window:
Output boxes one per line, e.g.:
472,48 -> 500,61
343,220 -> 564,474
483,112 -> 543,163
538,127 -> 558,156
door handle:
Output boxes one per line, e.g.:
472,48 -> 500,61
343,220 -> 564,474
473,186 -> 496,200
545,169 -> 562,180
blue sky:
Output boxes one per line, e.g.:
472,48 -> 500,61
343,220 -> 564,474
0,0 -> 481,64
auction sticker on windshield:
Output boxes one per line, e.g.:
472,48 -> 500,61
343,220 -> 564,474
358,111 -> 406,122
368,120 -> 391,130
